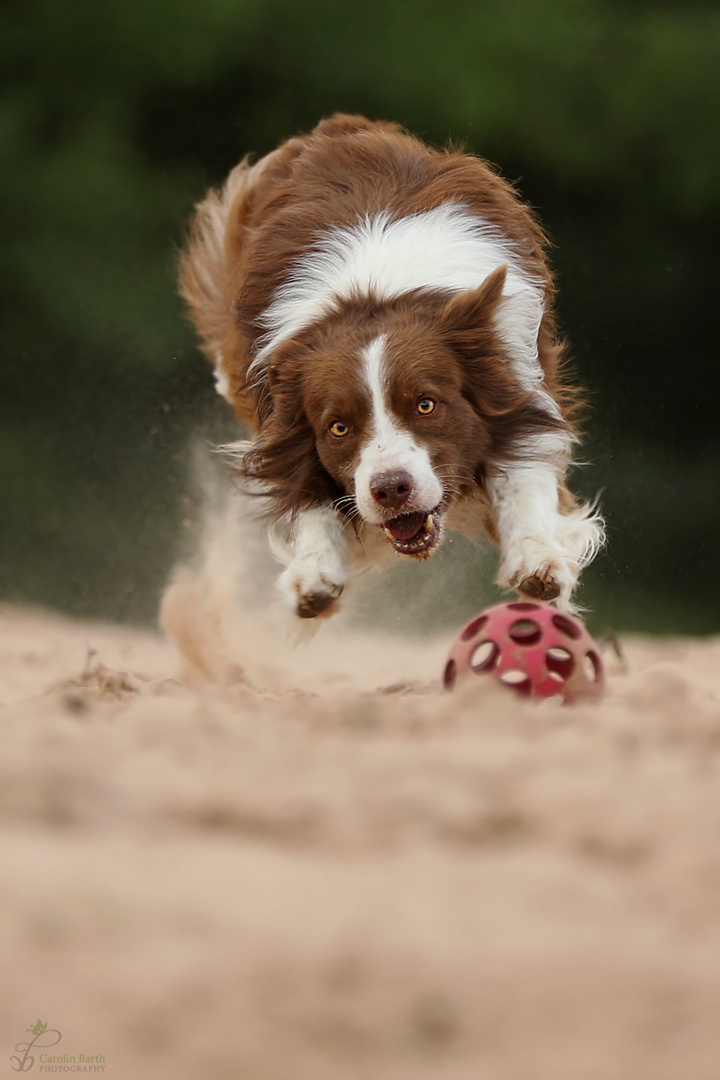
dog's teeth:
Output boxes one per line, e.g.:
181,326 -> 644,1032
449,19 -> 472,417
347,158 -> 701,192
426,514 -> 435,534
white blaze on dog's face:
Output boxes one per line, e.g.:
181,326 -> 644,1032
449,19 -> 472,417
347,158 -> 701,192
353,336 -> 444,553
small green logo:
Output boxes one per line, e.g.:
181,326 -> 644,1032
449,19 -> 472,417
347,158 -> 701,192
10,1021 -> 61,1072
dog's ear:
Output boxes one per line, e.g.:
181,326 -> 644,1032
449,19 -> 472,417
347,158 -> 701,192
443,264 -> 536,424
439,265 -> 508,357
265,344 -> 304,416
267,356 -> 288,393
241,347 -> 342,516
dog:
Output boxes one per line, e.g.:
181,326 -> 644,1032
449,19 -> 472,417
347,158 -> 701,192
179,114 -> 603,621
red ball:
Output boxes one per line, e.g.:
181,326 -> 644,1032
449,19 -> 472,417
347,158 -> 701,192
443,600 -> 604,704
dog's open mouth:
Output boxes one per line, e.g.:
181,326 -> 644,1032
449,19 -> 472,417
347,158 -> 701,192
381,507 -> 443,558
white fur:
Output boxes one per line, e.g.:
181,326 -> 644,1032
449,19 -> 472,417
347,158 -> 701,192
213,356 -> 231,400
353,337 -> 443,523
249,203 -> 547,396
270,506 -> 350,615
488,455 -> 605,609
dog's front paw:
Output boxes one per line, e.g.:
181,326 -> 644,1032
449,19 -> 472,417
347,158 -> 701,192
513,569 -> 561,602
499,536 -> 577,609
271,506 -> 350,621
278,563 -> 346,620
296,581 -> 344,619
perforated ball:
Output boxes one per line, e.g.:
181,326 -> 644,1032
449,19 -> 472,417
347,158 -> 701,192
443,600 -> 604,704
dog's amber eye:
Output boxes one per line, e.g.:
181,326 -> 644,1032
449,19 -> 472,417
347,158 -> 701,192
329,420 -> 349,438
417,398 -> 436,415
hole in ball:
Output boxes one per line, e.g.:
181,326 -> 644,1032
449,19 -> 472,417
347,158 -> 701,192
443,658 -> 457,690
500,670 -> 533,696
583,650 -> 602,683
508,619 -> 542,646
471,640 -> 499,672
460,614 -> 489,642
507,602 -> 541,612
551,613 -> 582,640
546,646 -> 575,680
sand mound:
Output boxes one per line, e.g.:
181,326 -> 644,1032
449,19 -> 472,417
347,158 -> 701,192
1,597 -> 720,1079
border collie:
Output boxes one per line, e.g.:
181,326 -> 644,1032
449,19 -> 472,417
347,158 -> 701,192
180,114 -> 603,620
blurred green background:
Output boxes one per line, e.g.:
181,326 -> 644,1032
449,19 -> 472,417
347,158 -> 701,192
1,0 -> 718,635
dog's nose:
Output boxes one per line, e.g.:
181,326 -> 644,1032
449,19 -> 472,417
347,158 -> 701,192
370,470 -> 413,511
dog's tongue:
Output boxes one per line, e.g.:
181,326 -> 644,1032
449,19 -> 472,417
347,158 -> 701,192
386,511 -> 427,541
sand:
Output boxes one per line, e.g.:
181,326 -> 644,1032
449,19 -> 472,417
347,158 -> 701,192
2,585 -> 720,1079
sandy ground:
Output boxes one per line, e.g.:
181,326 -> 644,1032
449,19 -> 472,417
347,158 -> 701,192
2,585 -> 720,1079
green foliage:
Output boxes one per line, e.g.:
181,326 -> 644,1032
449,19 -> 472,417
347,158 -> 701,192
1,0 -> 718,630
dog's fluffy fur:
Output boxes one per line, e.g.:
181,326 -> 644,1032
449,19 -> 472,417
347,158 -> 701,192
180,114 -> 603,620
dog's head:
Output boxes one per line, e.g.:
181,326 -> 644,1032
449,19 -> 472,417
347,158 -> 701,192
241,266 -> 557,556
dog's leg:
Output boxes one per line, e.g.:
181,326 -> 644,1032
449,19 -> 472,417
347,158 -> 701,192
488,459 -> 603,609
270,506 -> 350,619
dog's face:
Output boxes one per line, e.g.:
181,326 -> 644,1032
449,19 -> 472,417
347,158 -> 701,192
262,268 -> 530,559
300,322 -> 489,557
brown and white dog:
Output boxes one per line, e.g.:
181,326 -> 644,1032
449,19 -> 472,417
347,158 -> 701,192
180,114 -> 603,620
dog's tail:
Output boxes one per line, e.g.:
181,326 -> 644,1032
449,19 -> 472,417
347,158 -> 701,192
179,157 -> 258,396
179,139 -> 306,403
